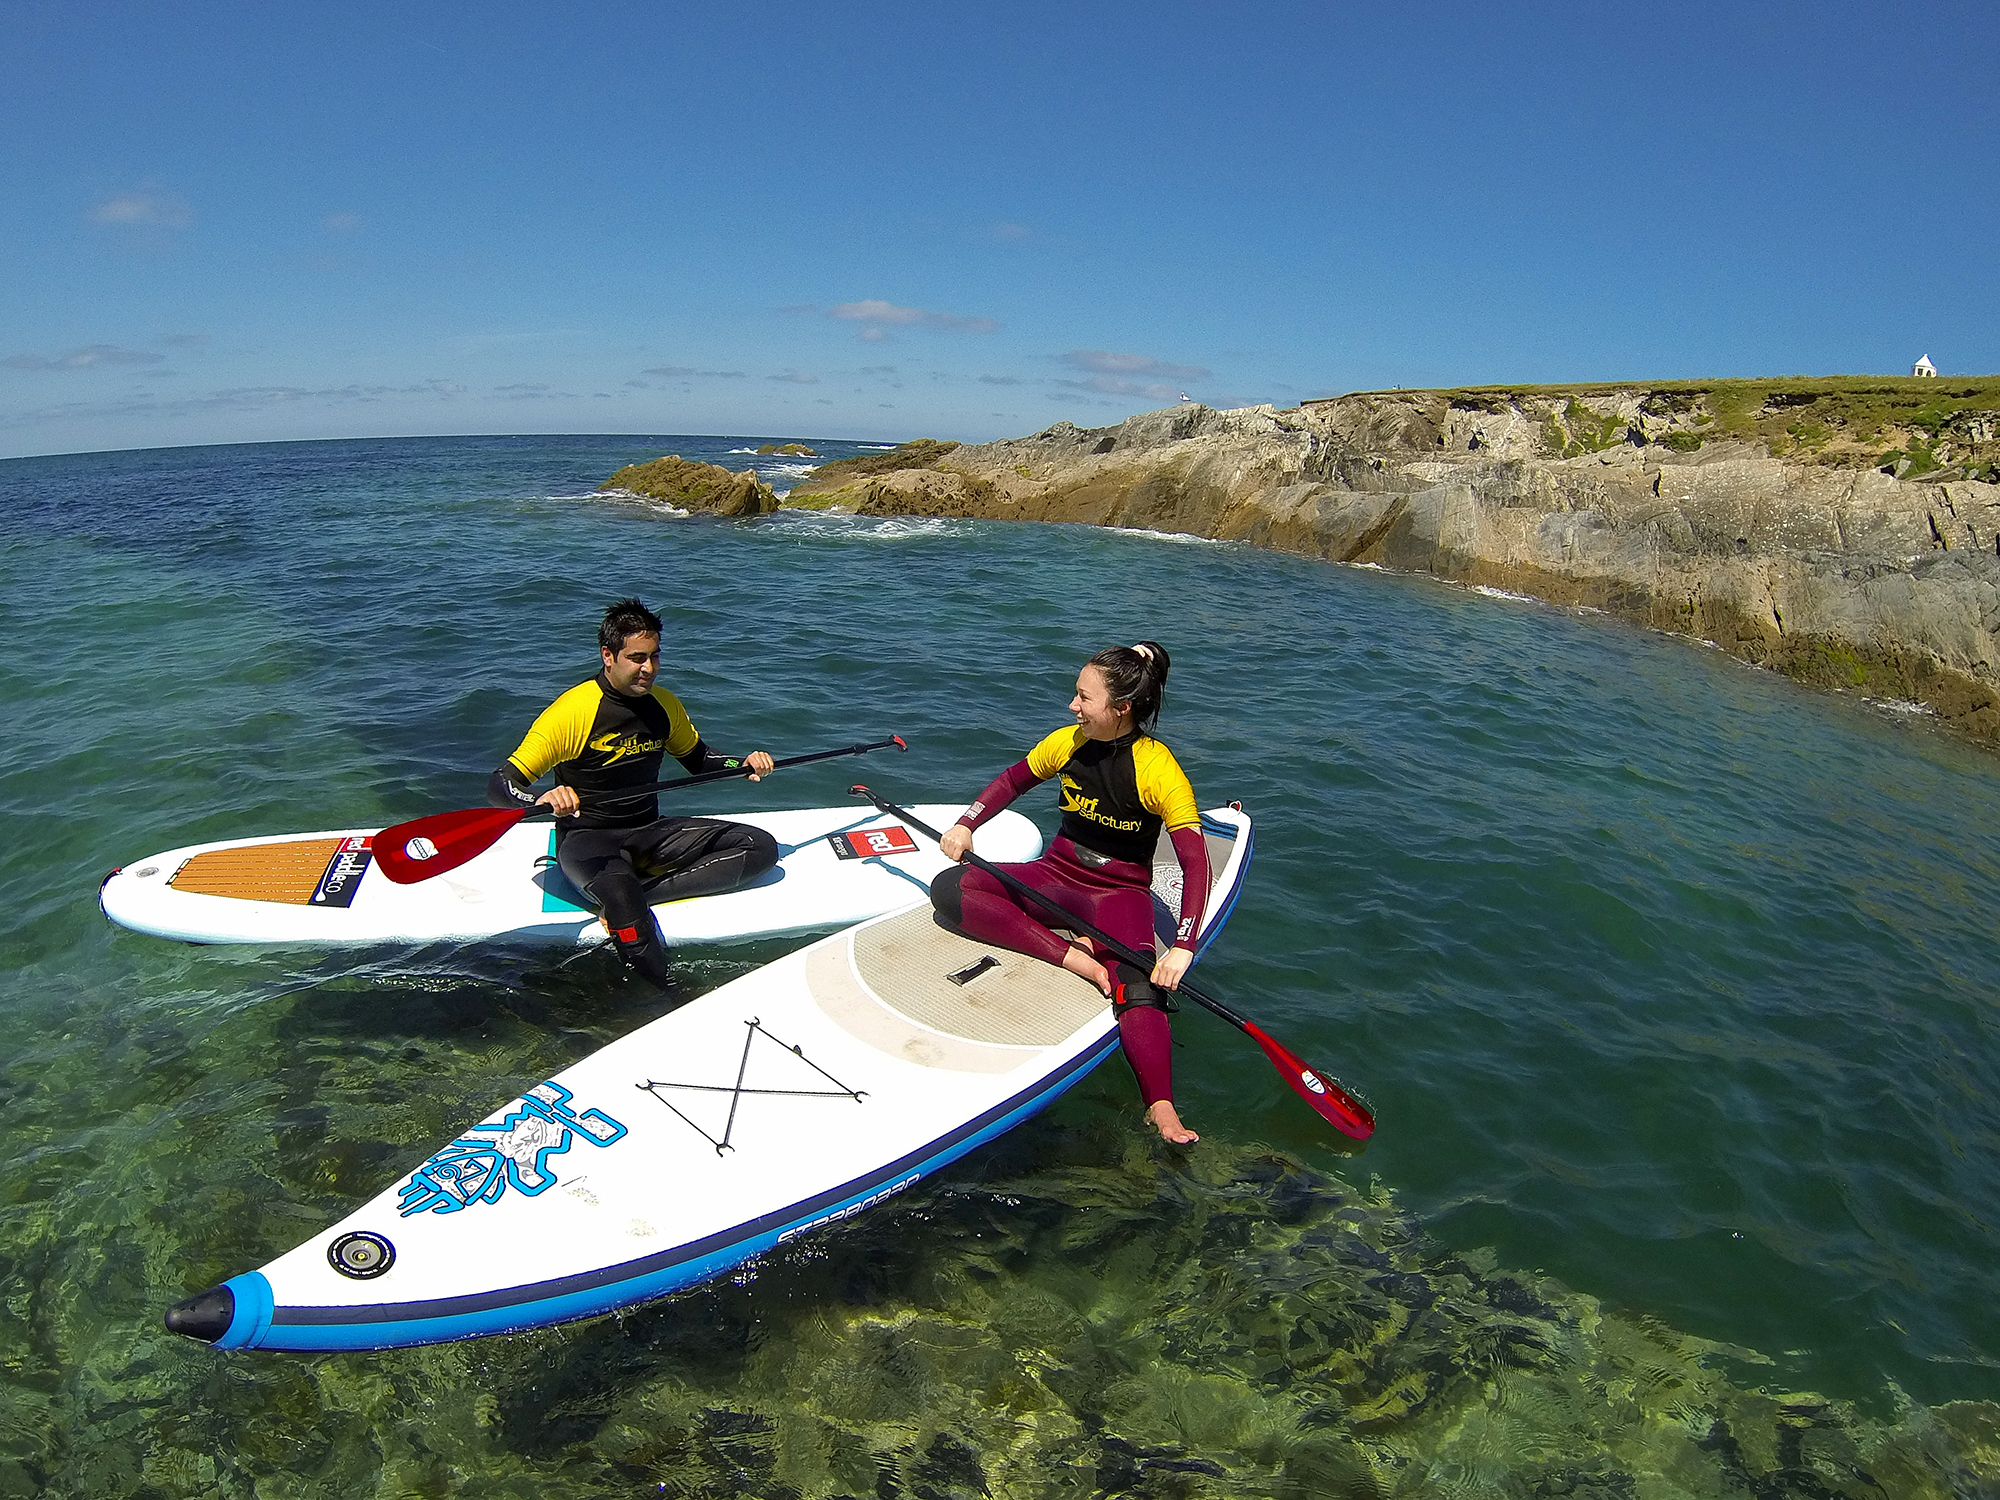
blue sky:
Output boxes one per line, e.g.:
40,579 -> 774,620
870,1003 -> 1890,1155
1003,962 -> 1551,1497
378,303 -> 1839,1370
4,0 -> 1996,458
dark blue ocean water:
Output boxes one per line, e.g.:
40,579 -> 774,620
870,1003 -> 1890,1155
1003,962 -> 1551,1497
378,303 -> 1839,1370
3,434 -> 1998,1497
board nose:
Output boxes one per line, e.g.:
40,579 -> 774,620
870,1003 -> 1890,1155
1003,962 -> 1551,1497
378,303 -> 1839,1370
164,1284 -> 235,1343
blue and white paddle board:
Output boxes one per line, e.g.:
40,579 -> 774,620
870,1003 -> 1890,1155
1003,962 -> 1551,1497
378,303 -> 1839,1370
100,804 -> 1039,948
164,806 -> 1252,1351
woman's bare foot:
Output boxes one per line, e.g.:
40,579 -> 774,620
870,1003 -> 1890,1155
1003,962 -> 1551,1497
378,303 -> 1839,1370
1060,941 -> 1113,996
1146,1100 -> 1199,1144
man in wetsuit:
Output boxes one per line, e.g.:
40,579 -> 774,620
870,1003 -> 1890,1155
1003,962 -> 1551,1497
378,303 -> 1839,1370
488,598 -> 779,992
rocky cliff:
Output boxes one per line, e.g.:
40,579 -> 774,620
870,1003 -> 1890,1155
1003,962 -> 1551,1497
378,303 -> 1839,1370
603,455 -> 778,516
786,380 -> 2000,745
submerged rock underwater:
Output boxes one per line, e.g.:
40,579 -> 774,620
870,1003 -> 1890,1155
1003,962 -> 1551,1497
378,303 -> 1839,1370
24,1065 -> 1997,1498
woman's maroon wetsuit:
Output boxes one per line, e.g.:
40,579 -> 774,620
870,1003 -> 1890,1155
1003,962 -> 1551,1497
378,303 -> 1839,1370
932,726 -> 1211,1107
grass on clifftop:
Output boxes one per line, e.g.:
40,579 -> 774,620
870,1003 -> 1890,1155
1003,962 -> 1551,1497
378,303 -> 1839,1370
1335,376 -> 2000,476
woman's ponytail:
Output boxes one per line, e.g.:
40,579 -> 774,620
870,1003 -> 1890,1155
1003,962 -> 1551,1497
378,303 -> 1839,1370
1087,640 -> 1172,731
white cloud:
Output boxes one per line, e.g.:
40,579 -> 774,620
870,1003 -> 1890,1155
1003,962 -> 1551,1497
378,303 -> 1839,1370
90,190 -> 193,228
322,212 -> 365,233
768,370 -> 819,384
1,380 -> 462,426
643,365 -> 746,378
159,333 -> 209,349
1062,349 -> 1211,380
1055,375 -> 1185,401
4,345 -> 165,371
829,300 -> 998,334
991,221 -> 1031,241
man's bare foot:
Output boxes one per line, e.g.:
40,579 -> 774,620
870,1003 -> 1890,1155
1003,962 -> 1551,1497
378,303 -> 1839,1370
1146,1100 -> 1199,1144
1060,942 -> 1112,996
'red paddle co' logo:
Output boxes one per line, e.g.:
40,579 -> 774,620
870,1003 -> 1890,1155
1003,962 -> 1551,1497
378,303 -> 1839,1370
1299,1068 -> 1328,1095
404,836 -> 439,862
311,836 -> 376,908
827,826 -> 919,860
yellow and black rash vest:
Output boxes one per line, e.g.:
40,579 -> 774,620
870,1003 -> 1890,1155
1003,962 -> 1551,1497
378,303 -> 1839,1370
1025,726 -> 1201,865
497,673 -> 723,830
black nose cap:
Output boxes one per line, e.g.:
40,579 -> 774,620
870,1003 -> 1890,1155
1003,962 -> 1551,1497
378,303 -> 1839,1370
164,1285 -> 235,1343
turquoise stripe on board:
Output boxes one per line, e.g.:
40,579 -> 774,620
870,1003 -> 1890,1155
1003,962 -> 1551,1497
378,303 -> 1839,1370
540,829 -> 589,913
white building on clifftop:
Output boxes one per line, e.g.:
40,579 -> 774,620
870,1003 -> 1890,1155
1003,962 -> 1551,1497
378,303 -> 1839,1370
1914,355 -> 1937,377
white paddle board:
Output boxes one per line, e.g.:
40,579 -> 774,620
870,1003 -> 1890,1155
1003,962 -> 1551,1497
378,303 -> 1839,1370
165,806 -> 1252,1351
100,804 -> 1040,948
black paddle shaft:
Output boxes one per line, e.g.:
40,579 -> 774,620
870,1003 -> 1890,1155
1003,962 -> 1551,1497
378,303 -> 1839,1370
542,736 -> 907,814
847,784 -> 1207,997
849,783 -> 1377,1141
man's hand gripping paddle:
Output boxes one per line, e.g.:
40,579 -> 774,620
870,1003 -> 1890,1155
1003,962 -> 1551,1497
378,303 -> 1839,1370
374,736 -> 908,884
847,784 -> 1375,1141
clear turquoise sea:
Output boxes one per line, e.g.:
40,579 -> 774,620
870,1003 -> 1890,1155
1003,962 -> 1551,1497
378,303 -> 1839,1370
3,435 -> 1998,1497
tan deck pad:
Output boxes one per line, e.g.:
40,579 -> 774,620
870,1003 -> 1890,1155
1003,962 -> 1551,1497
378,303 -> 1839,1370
832,816 -> 1241,1061
851,909 -> 1108,1048
168,838 -> 344,904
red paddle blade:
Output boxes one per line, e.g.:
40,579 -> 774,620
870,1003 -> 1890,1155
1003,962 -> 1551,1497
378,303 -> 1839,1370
375,805 -> 530,884
1242,1022 -> 1375,1140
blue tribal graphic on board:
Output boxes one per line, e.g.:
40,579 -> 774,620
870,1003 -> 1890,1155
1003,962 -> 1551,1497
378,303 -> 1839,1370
397,1081 -> 628,1217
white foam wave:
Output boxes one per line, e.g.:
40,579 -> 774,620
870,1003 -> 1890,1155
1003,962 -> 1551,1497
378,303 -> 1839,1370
1473,585 -> 1543,604
581,486 -> 689,517
1107,527 -> 1226,546
767,511 -> 974,542
1871,697 -> 1932,717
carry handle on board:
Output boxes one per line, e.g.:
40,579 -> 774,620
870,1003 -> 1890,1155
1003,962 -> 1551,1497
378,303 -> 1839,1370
372,736 -> 907,885
846,784 -> 1375,1141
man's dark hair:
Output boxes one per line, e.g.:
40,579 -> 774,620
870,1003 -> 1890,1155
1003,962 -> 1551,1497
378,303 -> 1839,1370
599,597 -> 663,655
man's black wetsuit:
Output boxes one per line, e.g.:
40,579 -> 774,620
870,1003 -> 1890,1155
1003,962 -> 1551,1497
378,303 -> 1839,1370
487,672 -> 778,989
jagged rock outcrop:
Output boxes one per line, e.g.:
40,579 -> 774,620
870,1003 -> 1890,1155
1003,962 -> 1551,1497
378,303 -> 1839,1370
602,455 -> 777,516
785,439 -> 964,504
787,385 -> 2000,745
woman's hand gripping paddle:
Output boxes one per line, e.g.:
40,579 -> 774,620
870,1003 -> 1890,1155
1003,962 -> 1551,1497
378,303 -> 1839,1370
847,784 -> 1375,1141
374,736 -> 908,885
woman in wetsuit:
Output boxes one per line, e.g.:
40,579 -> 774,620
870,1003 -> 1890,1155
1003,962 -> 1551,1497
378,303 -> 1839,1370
931,642 -> 1211,1144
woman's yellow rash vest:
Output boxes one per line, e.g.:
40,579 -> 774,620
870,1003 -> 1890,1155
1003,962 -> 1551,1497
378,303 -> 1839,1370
1024,725 -> 1200,863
